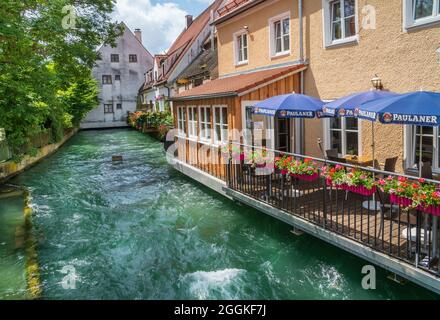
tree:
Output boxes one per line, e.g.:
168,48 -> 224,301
0,0 -> 122,159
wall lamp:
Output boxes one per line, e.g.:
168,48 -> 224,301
371,74 -> 383,90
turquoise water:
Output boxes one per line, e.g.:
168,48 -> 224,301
7,129 -> 439,299
0,192 -> 28,299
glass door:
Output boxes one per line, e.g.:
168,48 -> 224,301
276,117 -> 290,153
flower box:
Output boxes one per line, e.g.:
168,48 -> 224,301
343,185 -> 376,196
291,173 -> 319,182
276,169 -> 289,175
232,153 -> 245,162
390,194 -> 440,216
419,205 -> 440,216
326,178 -> 345,189
390,194 -> 413,207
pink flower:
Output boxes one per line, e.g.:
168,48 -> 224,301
398,176 -> 407,183
335,164 -> 344,170
378,179 -> 386,186
418,178 -> 426,183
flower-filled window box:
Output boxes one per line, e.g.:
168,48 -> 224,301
287,158 -> 320,182
379,176 -> 440,216
245,149 -> 274,170
321,165 -> 376,196
275,154 -> 293,175
221,144 -> 245,162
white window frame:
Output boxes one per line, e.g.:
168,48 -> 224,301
404,125 -> 440,172
199,106 -> 212,143
404,0 -> 440,30
323,117 -> 361,156
241,101 -> 275,150
233,30 -> 248,66
269,12 -> 291,58
177,106 -> 186,137
322,0 -> 359,48
187,106 -> 198,139
213,105 -> 228,145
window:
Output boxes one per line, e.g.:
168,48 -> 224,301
116,103 -> 122,110
104,104 -> 114,114
404,0 -> 440,28
115,74 -> 121,81
177,106 -> 187,136
129,54 -> 137,63
270,13 -> 290,57
326,118 -> 359,156
111,54 -> 119,62
188,106 -> 198,138
102,75 -> 112,84
213,106 -> 228,144
193,78 -> 203,87
406,126 -> 440,170
199,106 -> 212,142
323,0 -> 358,47
234,32 -> 248,65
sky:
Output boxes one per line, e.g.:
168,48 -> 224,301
112,0 -> 215,54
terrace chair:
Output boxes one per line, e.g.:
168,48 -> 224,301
327,156 -> 347,164
384,156 -> 398,173
421,161 -> 433,180
325,149 -> 339,159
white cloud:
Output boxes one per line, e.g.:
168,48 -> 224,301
113,0 -> 188,54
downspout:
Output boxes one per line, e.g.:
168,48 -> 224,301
296,0 -> 305,154
298,0 -> 304,63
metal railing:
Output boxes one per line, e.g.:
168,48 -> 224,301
224,142 -> 440,277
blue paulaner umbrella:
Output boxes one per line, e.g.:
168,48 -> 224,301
322,90 -> 399,172
358,91 -> 440,177
253,93 -> 325,119
359,91 -> 440,268
322,90 -> 398,117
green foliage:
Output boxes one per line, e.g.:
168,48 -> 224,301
0,0 -> 121,160
128,111 -> 173,139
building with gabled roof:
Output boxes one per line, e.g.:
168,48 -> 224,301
81,22 -> 153,129
138,0 -> 223,112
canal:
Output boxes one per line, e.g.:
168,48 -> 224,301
3,129 -> 439,299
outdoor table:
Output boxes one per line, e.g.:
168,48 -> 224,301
344,155 -> 374,167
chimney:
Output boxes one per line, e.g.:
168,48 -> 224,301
186,15 -> 193,28
134,29 -> 142,44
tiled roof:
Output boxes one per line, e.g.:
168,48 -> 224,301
140,0 -> 223,92
177,49 -> 218,81
216,0 -> 253,18
172,64 -> 306,100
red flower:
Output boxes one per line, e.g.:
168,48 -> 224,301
398,176 -> 407,183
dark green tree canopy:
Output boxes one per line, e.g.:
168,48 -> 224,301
0,0 -> 122,160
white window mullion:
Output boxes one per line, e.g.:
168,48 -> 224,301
341,118 -> 347,156
434,127 -> 439,169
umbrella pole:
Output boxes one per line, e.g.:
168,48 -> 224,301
372,122 -> 376,170
419,125 -> 423,178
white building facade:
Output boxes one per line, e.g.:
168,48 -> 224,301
81,23 -> 153,129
